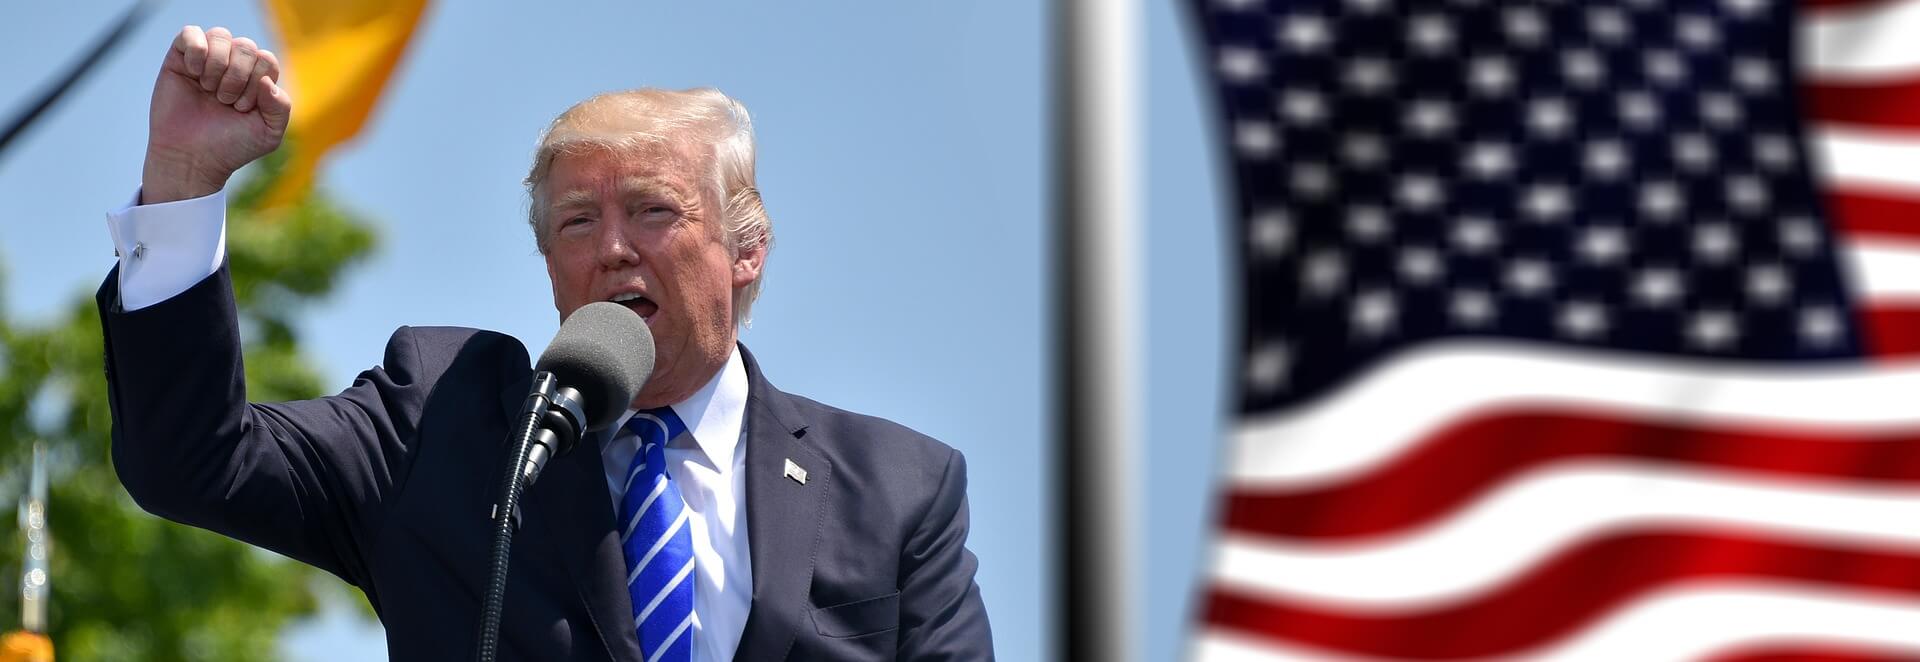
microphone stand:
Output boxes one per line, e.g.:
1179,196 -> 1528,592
476,372 -> 585,662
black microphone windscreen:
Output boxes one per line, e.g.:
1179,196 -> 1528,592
535,302 -> 655,431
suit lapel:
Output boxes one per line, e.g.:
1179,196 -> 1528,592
733,347 -> 831,662
502,379 -> 642,661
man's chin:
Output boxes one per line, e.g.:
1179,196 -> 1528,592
629,376 -> 677,412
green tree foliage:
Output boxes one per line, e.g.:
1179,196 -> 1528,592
0,142 -> 378,661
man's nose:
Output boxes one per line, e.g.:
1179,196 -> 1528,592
591,210 -> 640,267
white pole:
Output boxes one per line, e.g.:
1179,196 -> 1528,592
1056,0 -> 1138,659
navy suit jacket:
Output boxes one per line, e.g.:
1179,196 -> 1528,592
98,266 -> 993,660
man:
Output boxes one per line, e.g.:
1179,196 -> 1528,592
100,25 -> 993,661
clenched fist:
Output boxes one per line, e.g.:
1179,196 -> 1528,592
142,25 -> 291,205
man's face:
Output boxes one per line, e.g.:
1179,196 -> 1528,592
540,142 -> 763,408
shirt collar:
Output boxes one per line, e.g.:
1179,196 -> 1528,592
608,345 -> 748,468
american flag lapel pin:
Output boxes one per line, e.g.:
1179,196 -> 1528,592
783,458 -> 808,485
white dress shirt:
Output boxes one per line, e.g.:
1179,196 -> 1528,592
601,349 -> 752,662
107,187 -> 754,662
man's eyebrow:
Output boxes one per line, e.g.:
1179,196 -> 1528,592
616,176 -> 680,200
546,189 -> 598,213
542,177 -> 684,220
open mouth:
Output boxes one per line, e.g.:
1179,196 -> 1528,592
608,292 -> 658,321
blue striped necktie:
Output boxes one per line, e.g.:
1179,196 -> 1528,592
619,408 -> 695,662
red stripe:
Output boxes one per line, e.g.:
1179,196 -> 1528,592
1710,642 -> 1920,662
1828,189 -> 1920,241
1865,306 -> 1920,357
1807,81 -> 1920,131
1205,530 -> 1920,659
1223,410 -> 1920,540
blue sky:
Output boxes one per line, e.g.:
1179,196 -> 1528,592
2,2 -> 1233,660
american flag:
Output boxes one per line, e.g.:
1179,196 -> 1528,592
1190,0 -> 1920,659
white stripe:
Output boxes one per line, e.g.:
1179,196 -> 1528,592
1849,239 -> 1920,302
1817,128 -> 1920,193
627,508 -> 690,585
620,477 -> 671,544
1228,342 -> 1920,487
620,459 -> 648,499
1196,584 -> 1920,661
1213,461 -> 1920,607
633,413 -> 672,445
646,613 -> 696,662
1190,628 -> 1368,661
1535,584 -> 1920,661
633,556 -> 697,632
1805,0 -> 1920,81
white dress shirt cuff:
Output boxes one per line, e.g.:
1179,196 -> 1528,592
106,187 -> 228,311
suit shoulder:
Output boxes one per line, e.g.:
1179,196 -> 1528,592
378,326 -> 530,386
390,325 -> 526,354
780,392 -> 961,473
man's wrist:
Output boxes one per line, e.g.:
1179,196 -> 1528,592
140,150 -> 229,205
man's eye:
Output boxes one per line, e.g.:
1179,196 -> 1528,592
561,216 -> 591,228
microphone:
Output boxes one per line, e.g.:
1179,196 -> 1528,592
519,302 -> 655,486
478,302 -> 651,662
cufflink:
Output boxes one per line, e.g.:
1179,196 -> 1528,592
131,242 -> 146,260
783,458 -> 808,485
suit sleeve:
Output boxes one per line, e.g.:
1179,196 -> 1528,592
99,263 -> 441,585
896,448 -> 995,660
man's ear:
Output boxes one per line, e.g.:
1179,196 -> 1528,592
731,244 -> 765,288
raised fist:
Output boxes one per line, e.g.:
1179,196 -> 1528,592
142,25 -> 291,204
